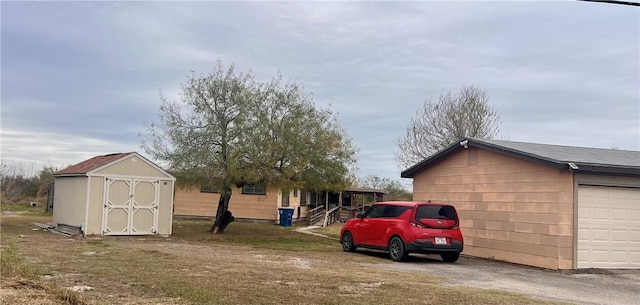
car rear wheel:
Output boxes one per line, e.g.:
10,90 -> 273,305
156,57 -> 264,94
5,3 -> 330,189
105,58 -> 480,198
341,231 -> 357,252
388,236 -> 408,262
441,253 -> 460,263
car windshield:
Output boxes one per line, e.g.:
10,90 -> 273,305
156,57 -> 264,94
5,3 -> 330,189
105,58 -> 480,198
415,205 -> 457,220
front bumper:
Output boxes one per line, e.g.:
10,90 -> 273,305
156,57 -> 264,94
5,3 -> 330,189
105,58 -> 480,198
405,240 -> 463,254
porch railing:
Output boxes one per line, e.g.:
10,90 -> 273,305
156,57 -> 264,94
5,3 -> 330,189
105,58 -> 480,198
323,206 -> 341,227
309,204 -> 374,226
339,204 -> 373,221
308,206 -> 325,226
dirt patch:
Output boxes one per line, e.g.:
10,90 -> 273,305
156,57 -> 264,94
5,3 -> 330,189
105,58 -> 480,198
0,277 -> 61,305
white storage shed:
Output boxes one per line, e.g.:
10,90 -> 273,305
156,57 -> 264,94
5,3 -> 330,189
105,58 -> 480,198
53,152 -> 175,236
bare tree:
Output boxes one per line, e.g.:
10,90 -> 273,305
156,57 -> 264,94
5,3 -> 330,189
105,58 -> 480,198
396,85 -> 500,169
0,162 -> 38,201
358,174 -> 412,201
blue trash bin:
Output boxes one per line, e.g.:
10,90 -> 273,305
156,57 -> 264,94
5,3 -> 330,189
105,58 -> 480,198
278,208 -> 294,226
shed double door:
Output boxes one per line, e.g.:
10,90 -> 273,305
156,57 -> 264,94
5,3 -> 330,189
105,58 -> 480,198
102,177 -> 159,235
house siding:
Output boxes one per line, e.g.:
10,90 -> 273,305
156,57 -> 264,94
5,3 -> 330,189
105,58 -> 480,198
174,187 -> 280,220
412,147 -> 574,269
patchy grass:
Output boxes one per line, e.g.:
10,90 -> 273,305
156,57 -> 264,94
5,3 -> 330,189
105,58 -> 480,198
1,200 -> 49,215
1,239 -> 85,305
171,219 -> 338,252
1,215 -> 569,305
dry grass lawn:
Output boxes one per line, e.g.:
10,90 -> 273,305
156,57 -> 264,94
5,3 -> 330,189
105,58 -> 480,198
1,204 -> 569,305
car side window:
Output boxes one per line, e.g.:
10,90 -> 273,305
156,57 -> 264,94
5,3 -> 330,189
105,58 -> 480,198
381,206 -> 413,218
363,205 -> 385,218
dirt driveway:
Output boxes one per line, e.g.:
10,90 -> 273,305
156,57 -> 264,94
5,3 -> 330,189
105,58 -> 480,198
358,252 -> 640,305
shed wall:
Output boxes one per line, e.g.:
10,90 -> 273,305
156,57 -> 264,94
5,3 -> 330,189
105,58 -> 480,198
95,156 -> 172,179
86,176 -> 105,235
53,177 -> 88,228
85,177 -> 175,235
412,147 -> 574,269
157,180 -> 174,235
174,187 -> 279,220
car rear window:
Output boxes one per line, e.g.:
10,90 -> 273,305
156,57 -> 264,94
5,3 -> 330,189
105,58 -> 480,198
415,205 -> 458,221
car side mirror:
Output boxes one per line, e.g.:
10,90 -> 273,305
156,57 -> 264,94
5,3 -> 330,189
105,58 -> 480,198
356,213 -> 364,219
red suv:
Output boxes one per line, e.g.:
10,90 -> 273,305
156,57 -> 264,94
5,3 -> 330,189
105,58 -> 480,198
340,201 -> 463,262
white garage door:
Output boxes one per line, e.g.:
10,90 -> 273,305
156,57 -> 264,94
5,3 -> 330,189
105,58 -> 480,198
577,186 -> 640,269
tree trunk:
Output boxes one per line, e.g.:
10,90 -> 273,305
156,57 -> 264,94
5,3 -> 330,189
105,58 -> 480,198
210,185 -> 234,233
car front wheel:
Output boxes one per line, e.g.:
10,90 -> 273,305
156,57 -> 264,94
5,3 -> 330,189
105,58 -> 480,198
341,231 -> 357,252
388,236 -> 408,262
441,253 -> 460,263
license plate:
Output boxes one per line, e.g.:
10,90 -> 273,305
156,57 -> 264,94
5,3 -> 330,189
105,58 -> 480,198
435,237 -> 447,245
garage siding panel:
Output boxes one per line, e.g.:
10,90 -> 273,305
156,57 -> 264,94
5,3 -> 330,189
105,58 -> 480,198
577,186 -> 640,269
412,148 -> 573,269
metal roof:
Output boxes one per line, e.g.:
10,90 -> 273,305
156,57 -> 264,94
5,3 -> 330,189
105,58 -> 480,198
472,138 -> 639,167
401,138 -> 640,178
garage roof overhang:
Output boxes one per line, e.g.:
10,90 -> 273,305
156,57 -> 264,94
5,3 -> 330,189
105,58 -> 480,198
401,138 -> 640,178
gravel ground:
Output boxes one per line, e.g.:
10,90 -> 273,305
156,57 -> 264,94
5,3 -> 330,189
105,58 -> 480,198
360,252 -> 640,305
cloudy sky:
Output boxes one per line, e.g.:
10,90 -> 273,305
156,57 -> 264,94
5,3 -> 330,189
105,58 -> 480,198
2,1 -> 639,182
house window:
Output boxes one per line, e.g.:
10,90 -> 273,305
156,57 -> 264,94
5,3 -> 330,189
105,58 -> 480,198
242,185 -> 266,195
309,191 -> 316,205
200,185 -> 218,193
282,192 -> 290,207
300,189 -> 307,206
293,189 -> 298,197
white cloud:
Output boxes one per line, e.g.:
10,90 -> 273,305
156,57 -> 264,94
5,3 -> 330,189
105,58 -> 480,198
1,1 -> 638,182
1,129 -> 138,170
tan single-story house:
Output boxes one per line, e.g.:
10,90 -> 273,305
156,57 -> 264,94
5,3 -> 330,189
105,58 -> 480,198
174,185 -> 308,222
173,186 -> 386,224
53,152 -> 176,236
401,138 -> 639,269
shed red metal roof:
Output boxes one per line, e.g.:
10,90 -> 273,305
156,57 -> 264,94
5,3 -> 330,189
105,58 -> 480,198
56,152 -> 135,175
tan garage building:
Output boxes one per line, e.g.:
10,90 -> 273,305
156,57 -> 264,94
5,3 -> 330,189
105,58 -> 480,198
53,152 -> 175,236
401,138 -> 639,269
